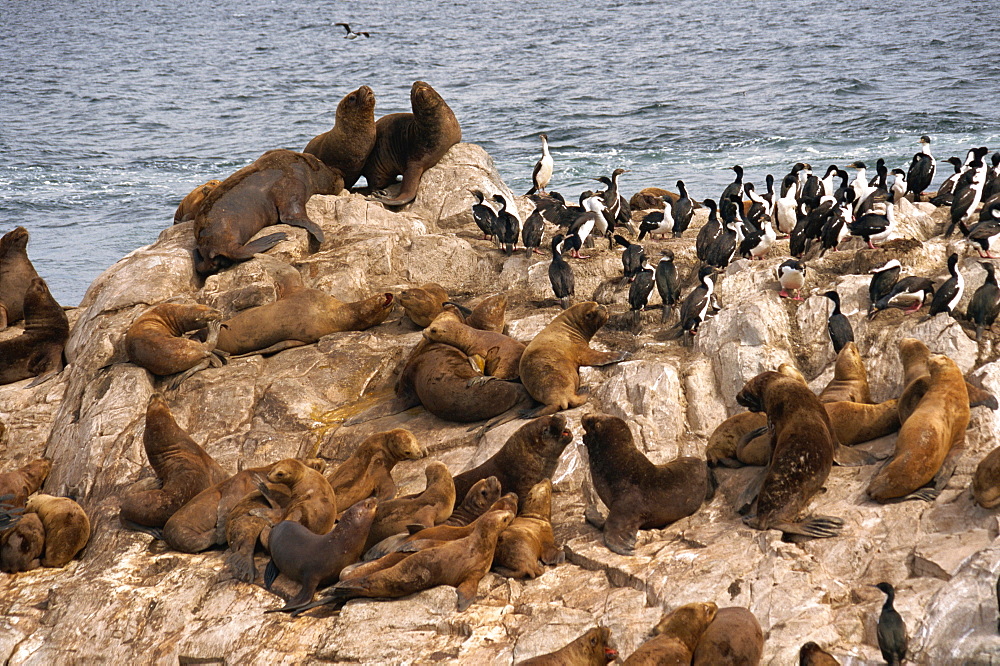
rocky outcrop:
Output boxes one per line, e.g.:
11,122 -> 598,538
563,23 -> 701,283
1,142 -> 1000,663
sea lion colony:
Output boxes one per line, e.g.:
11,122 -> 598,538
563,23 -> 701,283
1,81 -> 1000,662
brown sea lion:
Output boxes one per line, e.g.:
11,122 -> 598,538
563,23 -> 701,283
799,641 -> 841,665
0,226 -> 40,328
362,81 -> 462,207
266,459 -> 338,534
0,458 -> 52,508
517,627 -> 618,666
398,283 -> 449,328
868,354 -> 970,502
896,337 -> 997,420
519,302 -> 629,418
973,445 -> 1000,508
327,429 -> 426,511
0,512 -> 44,572
124,303 -> 224,386
465,293 -> 507,333
736,371 -> 843,540
493,480 -> 561,579
25,494 -> 91,567
119,394 -> 228,528
224,482 -> 293,583
287,507 -> 514,616
443,476 -> 503,526
0,277 -> 69,386
453,415 -> 573,509
707,411 -> 768,467
264,496 -> 378,611
818,342 -> 872,404
691,606 -> 765,666
624,602 -> 718,665
303,85 -> 377,189
363,461 -> 455,549
423,311 -> 525,380
173,179 -> 222,224
582,414 -> 709,555
193,149 -> 342,276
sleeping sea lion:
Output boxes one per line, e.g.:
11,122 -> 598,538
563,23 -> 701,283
265,459 -> 338,534
398,283 -> 449,328
492,480 -> 561,579
0,512 -> 44,573
423,311 -> 525,380
25,494 -> 91,567
124,303 -> 224,386
0,277 -> 69,386
624,602 -> 718,665
691,606 -> 765,666
0,458 -> 52,508
0,226 -> 40,329
303,85 -> 377,189
517,627 -> 618,665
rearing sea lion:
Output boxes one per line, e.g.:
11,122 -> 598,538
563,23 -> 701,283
0,277 -> 69,386
303,85 -> 377,189
818,342 -> 872,404
0,226 -> 40,329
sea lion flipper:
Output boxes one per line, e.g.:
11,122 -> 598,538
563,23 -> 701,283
966,381 -> 999,410
577,349 -> 631,367
25,369 -> 59,389
264,559 -> 279,590
280,216 -> 326,245
777,515 -> 845,541
229,232 -> 288,260
832,443 -> 877,467
455,577 -> 479,612
121,519 -> 165,540
165,358 -> 212,391
229,340 -> 308,358
227,548 -> 258,584
902,440 -> 966,502
541,544 -> 564,565
602,508 -> 641,556
342,395 -> 421,427
734,467 -> 768,516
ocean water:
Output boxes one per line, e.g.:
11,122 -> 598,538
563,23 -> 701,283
2,0 -> 999,306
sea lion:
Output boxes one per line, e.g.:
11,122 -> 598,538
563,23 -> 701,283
517,627 -> 618,665
266,458 -> 338,534
287,507 -> 514,616
362,81 -> 462,207
0,277 -> 69,385
582,414 -> 709,555
225,482 -> 293,583
119,394 -> 228,528
124,303 -> 224,386
453,415 -> 573,509
264,496 -> 378,611
799,641 -> 841,665
398,283 -> 449,328
519,302 -> 629,418
818,342 -> 872,404
867,354 -> 970,502
423,311 -> 525,380
303,85 -> 377,189
363,461 -> 455,549
443,476 -> 503,526
25,494 -> 91,567
173,179 -> 222,224
0,511 -> 44,573
193,149 -> 342,276
0,458 -> 52,508
327,429 -> 426,511
493,480 -> 561,579
0,226 -> 40,328
896,337 -> 997,420
707,412 -> 769,467
736,372 -> 843,540
215,271 -> 393,356
624,602 -> 718,665
465,293 -> 507,333
973,445 -> 1000,508
691,606 -> 765,666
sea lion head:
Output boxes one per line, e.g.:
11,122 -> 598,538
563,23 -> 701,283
382,429 -> 426,461
522,414 -> 573,454
736,371 -> 788,413
776,363 -> 806,384
349,292 -> 395,328
422,314 -> 461,343
423,460 -> 452,486
0,226 -> 29,255
476,506 -> 515,535
267,459 -> 306,487
520,480 -> 552,520
337,85 -> 376,124
564,301 -> 609,340
22,277 -> 53,310
651,601 -> 719,649
580,627 -> 617,664
581,413 -> 635,457
490,492 -> 519,515
340,495 -> 379,530
410,80 -> 445,114
898,337 -> 930,367
460,476 -> 502,515
833,341 -> 864,380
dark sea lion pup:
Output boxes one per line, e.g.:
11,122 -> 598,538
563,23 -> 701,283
363,81 -> 462,207
736,371 -> 843,540
516,626 -> 618,665
582,414 -> 709,555
263,496 -> 378,612
0,226 -> 40,329
303,85 -> 377,189
0,277 -> 70,386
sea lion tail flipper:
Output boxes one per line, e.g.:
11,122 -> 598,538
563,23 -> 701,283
166,359 -> 212,391
455,578 -> 479,612
227,549 -> 258,584
397,538 -> 445,553
230,232 -> 288,260
966,380 -> 999,410
577,348 -> 632,367
541,544 -> 564,565
342,395 -> 422,427
263,559 -> 279,590
833,443 -> 877,467
287,587 -> 354,617
902,441 -> 967,502
363,534 -> 407,561
734,467 -> 768,516
25,370 -> 60,389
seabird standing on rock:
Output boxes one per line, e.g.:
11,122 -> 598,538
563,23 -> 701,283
628,262 -> 655,330
930,156 -> 967,206
818,191 -> 854,256
868,259 -> 902,308
614,235 -> 646,282
849,161 -> 874,214
947,158 -> 988,237
848,201 -> 896,249
637,205 -> 673,241
968,199 -> 1000,257
983,152 -> 1000,201
596,168 -> 631,238
334,22 -> 370,38
869,276 -> 935,318
740,217 -> 776,260
696,198 -> 721,262
744,182 -> 770,230
875,582 -> 907,666
906,135 -> 935,200
889,168 -> 908,205
704,197 -> 740,269
926,253 -> 964,319
676,265 -> 717,345
777,259 -> 806,300
566,206 -> 598,259
968,262 -> 1000,341
521,208 -> 545,255
548,234 -> 574,309
721,165 -> 745,203
671,180 -> 694,237
655,249 -> 679,323
492,195 -> 519,255
471,190 -> 497,240
824,290 -> 854,354
775,180 -> 799,236
525,134 -> 553,196
819,165 -> 839,198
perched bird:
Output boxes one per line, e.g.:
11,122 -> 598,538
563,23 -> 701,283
614,234 -> 646,281
628,262 -> 655,329
875,582 -> 907,666
947,158 -> 988,236
967,262 -> 1000,341
868,259 -> 902,309
696,198 -> 721,262
849,161 -> 874,214
521,208 -> 545,255
968,200 -> 1000,257
720,165 -> 745,205
929,156 -> 967,206
471,190 -> 497,240
818,192 -> 854,256
849,202 -> 896,249
869,276 -> 935,318
775,180 -> 799,236
777,259 -> 807,300
671,180 -> 694,237
798,641 -> 841,666
703,195 -> 741,269
525,133 -> 553,196
889,168 -> 908,205
334,22 -> 370,38
745,182 -> 771,231
824,291 -> 854,354
655,249 -> 680,323
637,205 -> 673,241
677,265 -> 717,345
566,206 -> 599,259
595,168 -> 631,238
906,135 -> 935,199
492,195 -> 519,255
740,218 -> 776,260
926,253 -> 964,319
983,152 -> 1000,201
857,159 -> 888,215
548,234 -> 574,309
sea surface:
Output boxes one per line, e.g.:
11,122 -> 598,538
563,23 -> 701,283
3,0 -> 999,306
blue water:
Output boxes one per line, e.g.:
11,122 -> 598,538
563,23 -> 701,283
3,0 -> 999,305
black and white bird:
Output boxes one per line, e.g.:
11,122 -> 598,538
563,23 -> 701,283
521,208 -> 545,255
848,161 -> 875,214
628,262 -> 655,330
334,22 -> 370,38
868,259 -> 902,309
929,156 -> 967,206
818,192 -> 854,256
637,205 -> 673,241
581,190 -> 609,246
704,197 -> 740,269
696,198 -> 721,262
614,234 -> 646,282
875,583 -> 907,666
776,259 -> 806,300
740,218 -> 776,260
857,159 -> 889,215
968,262 -> 1000,341
655,249 -> 680,323
869,276 -> 935,318
596,168 -> 631,238
889,168 -> 908,205
906,135 -> 935,200
720,165 -> 745,205
947,158 -> 988,237
532,191 -> 576,226
471,190 -> 498,240
677,265 -> 717,345
926,253 -> 964,319
548,234 -> 575,309
824,290 -> 854,354
671,180 -> 694,237
744,182 -> 770,231
566,205 -> 599,259
525,133 -> 553,196
983,151 -> 1000,201
968,199 -> 1000,257
774,179 -> 799,236
849,202 -> 896,249
492,194 -> 519,255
